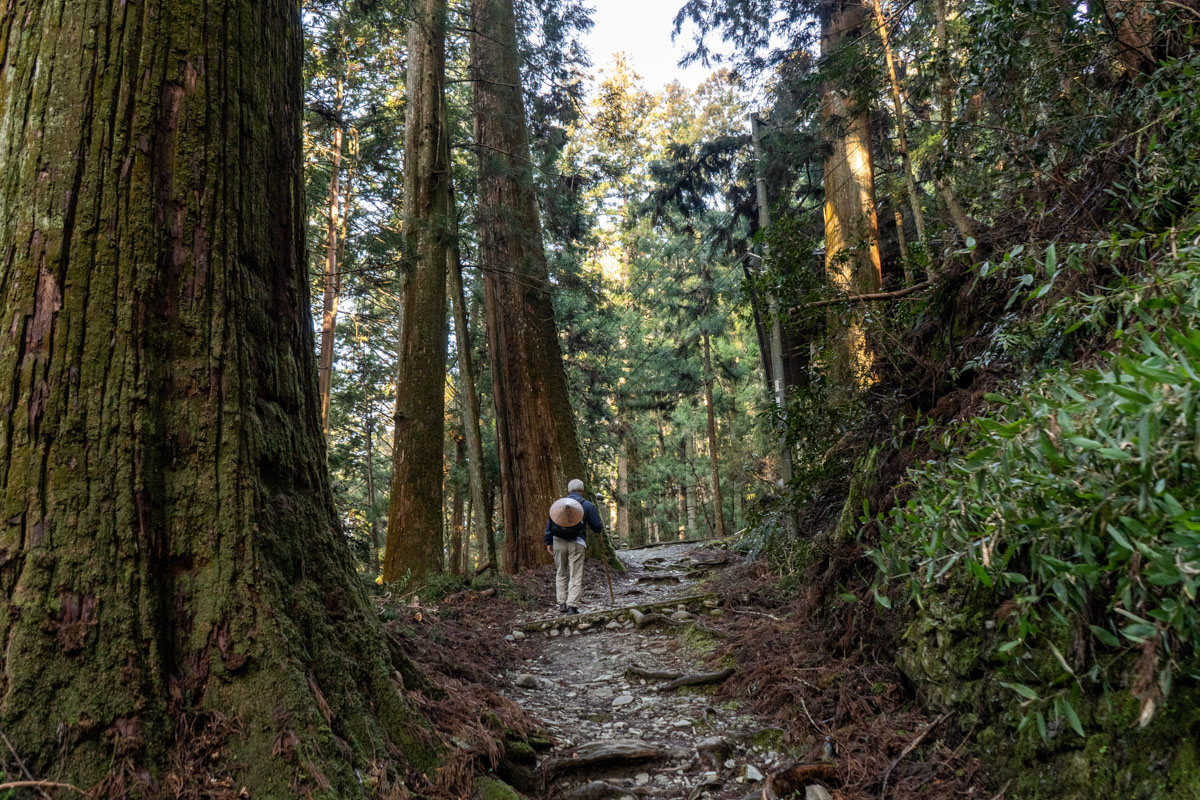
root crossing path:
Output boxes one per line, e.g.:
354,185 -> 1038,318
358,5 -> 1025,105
500,542 -> 787,800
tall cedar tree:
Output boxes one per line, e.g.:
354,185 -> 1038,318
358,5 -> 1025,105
0,0 -> 434,791
385,0 -> 451,581
820,0 -> 882,387
469,0 -> 591,571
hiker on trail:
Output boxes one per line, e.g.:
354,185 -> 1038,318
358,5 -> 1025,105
545,478 -> 603,614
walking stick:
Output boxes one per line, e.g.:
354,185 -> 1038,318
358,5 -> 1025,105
598,530 -> 616,606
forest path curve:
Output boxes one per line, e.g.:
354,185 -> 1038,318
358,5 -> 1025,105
500,542 -> 788,800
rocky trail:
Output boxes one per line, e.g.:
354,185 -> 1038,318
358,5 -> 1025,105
493,542 -> 807,800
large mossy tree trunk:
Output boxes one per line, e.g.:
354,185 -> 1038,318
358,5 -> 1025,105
468,0 -> 589,572
0,1 -> 434,793
384,0 -> 450,583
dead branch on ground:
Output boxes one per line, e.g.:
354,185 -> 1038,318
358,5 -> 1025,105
878,712 -> 951,796
656,667 -> 735,692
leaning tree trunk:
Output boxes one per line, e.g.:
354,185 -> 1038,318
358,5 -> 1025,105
820,0 -> 883,389
0,0 -> 435,793
469,0 -> 589,572
383,0 -> 451,583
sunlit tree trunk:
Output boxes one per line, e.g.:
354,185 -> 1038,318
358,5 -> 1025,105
0,0 -> 432,790
1106,0 -> 1157,74
384,0 -> 450,582
821,0 -> 883,388
469,0 -> 590,571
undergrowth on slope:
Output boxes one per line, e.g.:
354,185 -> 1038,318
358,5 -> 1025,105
872,211 -> 1200,739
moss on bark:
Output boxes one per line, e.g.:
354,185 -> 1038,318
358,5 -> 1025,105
0,1 -> 438,793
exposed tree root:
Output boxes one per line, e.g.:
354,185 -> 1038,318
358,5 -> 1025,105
542,739 -> 682,778
655,667 -> 735,692
625,664 -> 683,680
519,593 -> 715,632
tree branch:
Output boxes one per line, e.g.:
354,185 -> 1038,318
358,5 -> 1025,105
798,280 -> 932,310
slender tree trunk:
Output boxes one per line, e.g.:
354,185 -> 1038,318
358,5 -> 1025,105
384,0 -> 450,583
627,435 -> 645,547
740,256 -> 775,398
469,0 -> 589,572
450,438 -> 465,575
0,0 -> 434,791
820,0 -> 883,388
487,484 -> 501,573
447,199 -> 498,575
933,0 -> 975,246
318,76 -> 345,434
464,496 -> 474,571
702,333 -> 727,539
678,483 -> 689,539
617,443 -> 631,546
750,113 -> 796,496
683,436 -> 698,538
366,407 -> 382,575
870,0 -> 927,253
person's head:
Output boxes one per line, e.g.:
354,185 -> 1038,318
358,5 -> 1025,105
567,478 -> 585,494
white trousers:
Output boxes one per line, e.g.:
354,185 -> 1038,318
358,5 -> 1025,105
552,538 -> 586,606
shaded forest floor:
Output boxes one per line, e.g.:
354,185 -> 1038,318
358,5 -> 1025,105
387,541 -> 990,800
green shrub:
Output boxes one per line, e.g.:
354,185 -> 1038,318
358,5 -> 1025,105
872,219 -> 1200,737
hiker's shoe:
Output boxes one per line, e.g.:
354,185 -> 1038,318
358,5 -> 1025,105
557,603 -> 568,613
566,606 -> 580,615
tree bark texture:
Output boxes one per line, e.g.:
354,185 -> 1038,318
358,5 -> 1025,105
384,0 -> 450,583
469,0 -> 588,572
0,0 -> 435,792
820,0 -> 883,388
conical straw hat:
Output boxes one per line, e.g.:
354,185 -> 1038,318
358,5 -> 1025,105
550,497 -> 584,527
